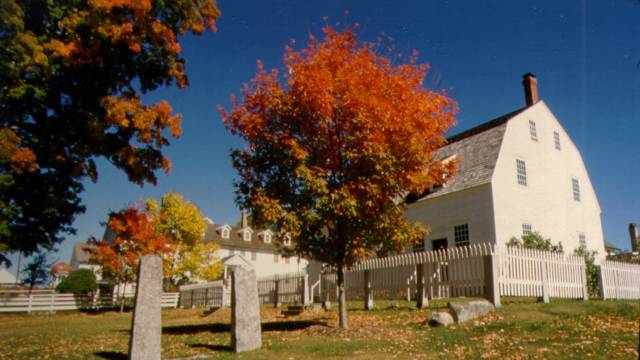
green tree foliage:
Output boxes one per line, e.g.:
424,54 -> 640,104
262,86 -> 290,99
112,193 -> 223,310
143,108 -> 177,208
0,0 -> 220,263
573,247 -> 599,298
507,232 -> 563,253
55,268 -> 97,294
21,251 -> 51,291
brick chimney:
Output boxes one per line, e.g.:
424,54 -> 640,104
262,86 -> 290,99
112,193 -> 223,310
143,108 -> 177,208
241,209 -> 249,228
522,73 -> 539,106
630,223 -> 639,253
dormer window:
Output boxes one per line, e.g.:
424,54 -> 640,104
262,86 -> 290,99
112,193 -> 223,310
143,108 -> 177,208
258,230 -> 272,243
216,224 -> 232,239
283,233 -> 292,246
237,227 -> 253,241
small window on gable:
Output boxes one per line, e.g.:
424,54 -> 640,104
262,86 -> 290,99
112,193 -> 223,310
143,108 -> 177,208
522,223 -> 532,236
283,234 -> 291,246
221,228 -> 230,239
264,233 -> 271,243
454,224 -> 469,247
578,232 -> 586,249
572,178 -> 581,202
243,230 -> 251,241
529,120 -> 538,141
554,131 -> 561,150
516,159 -> 527,186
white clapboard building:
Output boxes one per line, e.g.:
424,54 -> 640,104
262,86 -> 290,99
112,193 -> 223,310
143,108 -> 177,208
406,74 -> 605,257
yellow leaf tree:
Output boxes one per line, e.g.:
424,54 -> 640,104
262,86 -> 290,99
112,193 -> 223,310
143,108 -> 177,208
146,192 -> 223,286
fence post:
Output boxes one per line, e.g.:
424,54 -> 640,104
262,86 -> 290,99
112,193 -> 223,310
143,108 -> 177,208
302,274 -> 310,305
580,261 -> 589,301
274,277 -> 281,308
364,270 -> 374,310
221,285 -> 228,307
483,254 -> 501,308
596,265 -> 606,300
540,260 -> 550,304
416,263 -> 427,308
28,293 -> 32,314
322,284 -> 331,310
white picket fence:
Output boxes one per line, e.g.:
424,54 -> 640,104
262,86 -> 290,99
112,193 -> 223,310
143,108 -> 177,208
320,243 -> 590,304
0,291 -> 179,313
598,260 -> 640,300
498,246 -> 587,299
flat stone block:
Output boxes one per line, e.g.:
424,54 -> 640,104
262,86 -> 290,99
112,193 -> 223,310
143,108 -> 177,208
448,299 -> 495,324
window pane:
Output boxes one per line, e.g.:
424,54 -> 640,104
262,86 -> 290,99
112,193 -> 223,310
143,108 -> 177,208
579,232 -> 586,249
554,131 -> 561,150
529,120 -> 538,141
572,178 -> 581,201
517,159 -> 527,186
522,223 -> 532,236
454,224 -> 469,247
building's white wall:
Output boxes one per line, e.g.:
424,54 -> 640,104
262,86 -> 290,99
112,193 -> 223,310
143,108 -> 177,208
214,248 -> 309,278
405,184 -> 497,249
492,102 -> 605,256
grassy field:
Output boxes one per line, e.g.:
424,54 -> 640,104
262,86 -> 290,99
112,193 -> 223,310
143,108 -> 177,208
0,298 -> 638,359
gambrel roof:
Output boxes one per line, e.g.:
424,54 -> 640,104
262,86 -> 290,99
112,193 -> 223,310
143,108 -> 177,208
413,107 -> 527,201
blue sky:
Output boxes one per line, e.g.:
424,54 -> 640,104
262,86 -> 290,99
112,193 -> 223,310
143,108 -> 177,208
7,0 -> 640,272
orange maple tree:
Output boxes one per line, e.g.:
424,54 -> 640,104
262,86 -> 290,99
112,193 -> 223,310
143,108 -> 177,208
221,24 -> 457,328
92,206 -> 174,311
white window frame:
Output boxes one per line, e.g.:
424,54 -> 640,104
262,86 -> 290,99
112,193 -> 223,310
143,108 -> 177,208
572,178 -> 581,202
283,234 -> 292,246
522,223 -> 532,236
529,120 -> 538,141
221,228 -> 230,239
454,224 -> 470,247
243,230 -> 251,241
516,159 -> 527,186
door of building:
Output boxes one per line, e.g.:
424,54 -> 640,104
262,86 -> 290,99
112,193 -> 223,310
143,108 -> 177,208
432,238 -> 448,251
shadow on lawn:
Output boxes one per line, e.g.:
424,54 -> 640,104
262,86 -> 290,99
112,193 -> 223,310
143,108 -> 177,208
93,351 -> 127,360
163,319 -> 328,335
189,343 -> 233,352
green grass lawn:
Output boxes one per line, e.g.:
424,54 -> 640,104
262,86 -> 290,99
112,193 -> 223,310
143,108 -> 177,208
0,298 -> 638,359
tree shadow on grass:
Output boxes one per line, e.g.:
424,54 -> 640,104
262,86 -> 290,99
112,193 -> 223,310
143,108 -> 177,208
93,351 -> 127,360
162,319 -> 328,335
189,343 -> 232,352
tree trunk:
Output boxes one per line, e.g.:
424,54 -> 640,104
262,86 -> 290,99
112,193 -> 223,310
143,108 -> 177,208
337,266 -> 348,329
119,283 -> 125,313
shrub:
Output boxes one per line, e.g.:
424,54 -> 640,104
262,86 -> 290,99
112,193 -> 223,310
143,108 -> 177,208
56,269 -> 98,294
507,232 -> 563,253
573,247 -> 599,298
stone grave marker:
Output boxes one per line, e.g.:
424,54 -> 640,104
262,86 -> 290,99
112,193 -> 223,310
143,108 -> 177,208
231,267 -> 262,352
128,254 -> 163,360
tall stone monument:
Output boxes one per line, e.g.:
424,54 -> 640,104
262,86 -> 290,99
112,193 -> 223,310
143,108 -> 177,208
128,255 -> 163,360
231,267 -> 262,352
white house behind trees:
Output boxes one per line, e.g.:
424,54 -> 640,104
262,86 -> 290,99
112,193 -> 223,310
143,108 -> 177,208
406,73 -> 606,257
